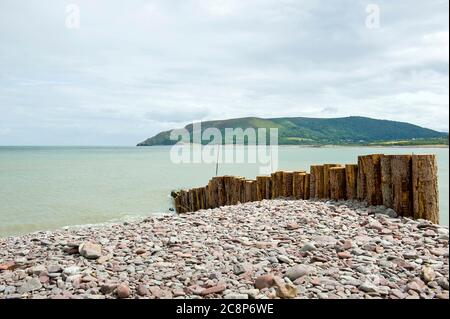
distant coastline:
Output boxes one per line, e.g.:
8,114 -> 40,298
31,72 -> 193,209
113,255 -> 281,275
137,116 -> 448,147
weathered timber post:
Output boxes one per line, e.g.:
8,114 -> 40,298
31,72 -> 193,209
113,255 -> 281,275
239,179 -> 247,203
293,172 -> 307,199
257,176 -> 272,200
217,176 -> 226,207
271,171 -> 284,198
188,189 -> 195,212
282,171 -> 294,197
357,154 -> 383,205
203,186 -> 209,209
232,177 -> 245,205
310,165 -> 325,199
200,187 -> 207,210
179,190 -> 187,213
252,180 -> 257,201
207,178 -> 217,208
381,155 -> 413,217
304,173 -> 311,199
330,167 -> 346,200
244,180 -> 257,202
324,164 -> 341,198
265,176 -> 272,199
345,164 -> 358,200
380,156 -> 393,209
412,155 -> 439,224
195,188 -> 203,211
171,190 -> 181,213
223,176 -> 233,205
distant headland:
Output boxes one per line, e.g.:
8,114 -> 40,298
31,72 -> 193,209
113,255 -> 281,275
137,116 -> 449,147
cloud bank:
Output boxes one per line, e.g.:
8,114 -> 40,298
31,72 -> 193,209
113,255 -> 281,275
0,0 -> 448,145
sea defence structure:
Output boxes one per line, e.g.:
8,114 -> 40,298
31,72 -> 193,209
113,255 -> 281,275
171,154 -> 440,224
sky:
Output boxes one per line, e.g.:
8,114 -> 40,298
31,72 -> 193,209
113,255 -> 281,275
0,0 -> 448,145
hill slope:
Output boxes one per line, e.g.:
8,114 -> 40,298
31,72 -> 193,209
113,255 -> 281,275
137,116 -> 448,146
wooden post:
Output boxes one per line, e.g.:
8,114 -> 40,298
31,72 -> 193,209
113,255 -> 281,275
188,189 -> 195,212
207,178 -> 217,208
252,180 -> 257,201
293,172 -> 307,199
304,174 -> 310,199
380,156 -> 393,209
195,188 -> 202,211
264,176 -> 272,199
381,155 -> 413,217
412,155 -> 439,224
357,154 -> 383,205
310,165 -> 324,199
257,176 -> 271,200
330,167 -> 346,200
231,177 -> 245,205
345,164 -> 358,200
245,180 -> 257,202
282,171 -> 294,198
202,186 -> 208,209
217,176 -> 226,207
271,171 -> 284,198
324,164 -> 341,198
204,186 -> 209,209
239,179 -> 246,203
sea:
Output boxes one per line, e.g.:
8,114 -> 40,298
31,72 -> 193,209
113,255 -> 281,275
0,146 -> 448,237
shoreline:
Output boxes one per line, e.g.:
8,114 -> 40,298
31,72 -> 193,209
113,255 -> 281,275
1,199 -> 448,299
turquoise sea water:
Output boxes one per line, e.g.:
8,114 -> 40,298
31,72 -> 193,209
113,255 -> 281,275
0,146 -> 448,237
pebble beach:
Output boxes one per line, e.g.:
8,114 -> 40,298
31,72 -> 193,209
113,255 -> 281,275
0,199 -> 448,299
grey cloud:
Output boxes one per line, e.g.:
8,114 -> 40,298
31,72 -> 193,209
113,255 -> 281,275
0,0 -> 448,145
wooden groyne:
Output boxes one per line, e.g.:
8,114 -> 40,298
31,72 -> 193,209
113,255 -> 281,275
171,154 -> 440,224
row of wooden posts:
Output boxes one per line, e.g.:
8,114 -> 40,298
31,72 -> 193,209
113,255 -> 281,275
171,154 -> 440,224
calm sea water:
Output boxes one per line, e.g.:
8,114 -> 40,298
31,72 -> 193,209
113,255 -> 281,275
0,146 -> 448,237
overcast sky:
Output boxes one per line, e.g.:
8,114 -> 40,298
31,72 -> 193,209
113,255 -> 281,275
0,0 -> 448,145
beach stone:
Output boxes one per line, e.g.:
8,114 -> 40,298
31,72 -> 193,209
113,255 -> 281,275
116,283 -> 131,299
274,277 -> 297,299
422,266 -> 436,283
436,291 -> 449,299
337,251 -> 352,259
277,255 -> 292,264
233,264 -> 249,275
254,274 -> 275,289
79,242 -> 102,259
359,282 -> 377,293
285,265 -> 313,281
100,282 -> 118,294
3,286 -> 16,295
28,265 -> 47,275
63,266 -> 80,276
406,281 -> 423,293
137,284 -> 149,296
47,265 -> 62,273
437,277 -> 449,290
341,240 -> 353,250
341,276 -> 362,287
17,277 -> 42,294
300,242 -> 317,252
201,283 -> 226,296
286,222 -> 300,230
431,248 -> 448,257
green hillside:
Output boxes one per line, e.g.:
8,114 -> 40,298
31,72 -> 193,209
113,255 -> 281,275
137,116 -> 448,146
